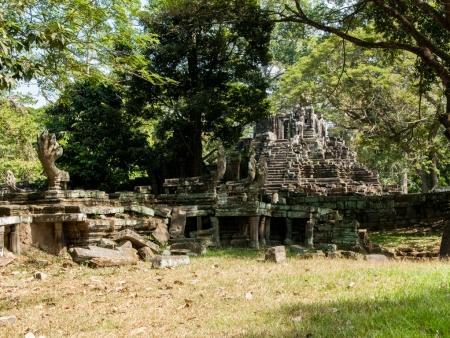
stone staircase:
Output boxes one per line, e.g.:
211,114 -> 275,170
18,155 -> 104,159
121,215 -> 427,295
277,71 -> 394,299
256,135 -> 381,196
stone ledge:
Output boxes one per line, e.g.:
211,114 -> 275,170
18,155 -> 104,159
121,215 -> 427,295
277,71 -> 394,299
0,216 -> 33,226
32,213 -> 87,223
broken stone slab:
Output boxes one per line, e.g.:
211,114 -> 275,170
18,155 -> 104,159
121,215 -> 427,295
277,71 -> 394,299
151,255 -> 190,269
170,241 -> 206,255
69,245 -> 138,267
265,246 -> 286,263
151,223 -> 170,246
364,254 -> 389,262
97,238 -> 117,249
0,315 -> 17,326
126,205 -> 155,216
169,208 -> 186,239
138,247 -> 155,262
117,240 -> 132,249
113,229 -> 160,253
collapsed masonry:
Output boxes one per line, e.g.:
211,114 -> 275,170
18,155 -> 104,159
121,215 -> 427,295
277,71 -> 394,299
1,109 -> 449,264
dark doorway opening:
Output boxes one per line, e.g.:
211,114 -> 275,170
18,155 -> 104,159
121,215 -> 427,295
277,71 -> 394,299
269,217 -> 286,244
185,217 -> 198,238
219,217 -> 248,245
292,218 -> 307,243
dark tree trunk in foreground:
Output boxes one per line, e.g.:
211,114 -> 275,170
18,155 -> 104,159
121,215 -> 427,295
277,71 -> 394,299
440,222 -> 450,258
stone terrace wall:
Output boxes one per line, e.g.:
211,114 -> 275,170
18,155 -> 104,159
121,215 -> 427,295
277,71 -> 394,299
287,191 -> 450,231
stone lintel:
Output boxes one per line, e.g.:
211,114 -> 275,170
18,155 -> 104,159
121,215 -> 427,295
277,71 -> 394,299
79,206 -> 124,215
33,213 -> 87,223
0,216 -> 32,226
87,219 -> 139,228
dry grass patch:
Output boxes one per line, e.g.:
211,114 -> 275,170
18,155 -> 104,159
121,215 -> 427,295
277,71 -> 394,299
0,248 -> 449,337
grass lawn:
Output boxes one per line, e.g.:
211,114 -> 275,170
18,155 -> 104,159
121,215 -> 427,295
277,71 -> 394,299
370,227 -> 442,255
0,248 -> 449,338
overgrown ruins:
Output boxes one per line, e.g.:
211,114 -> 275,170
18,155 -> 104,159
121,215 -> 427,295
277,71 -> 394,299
1,107 -> 449,265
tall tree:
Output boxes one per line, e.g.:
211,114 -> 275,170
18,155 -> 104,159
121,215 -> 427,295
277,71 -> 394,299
274,33 -> 450,192
126,0 -> 273,177
276,0 -> 450,142
46,77 -> 150,191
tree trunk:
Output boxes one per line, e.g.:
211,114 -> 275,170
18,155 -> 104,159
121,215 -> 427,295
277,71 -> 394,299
440,222 -> 450,258
431,155 -> 439,190
439,87 -> 450,142
186,30 -> 203,177
190,119 -> 203,177
401,169 -> 408,194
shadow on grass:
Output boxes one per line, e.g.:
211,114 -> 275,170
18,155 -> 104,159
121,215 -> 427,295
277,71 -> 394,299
370,230 -> 442,248
243,286 -> 450,338
204,247 -> 263,259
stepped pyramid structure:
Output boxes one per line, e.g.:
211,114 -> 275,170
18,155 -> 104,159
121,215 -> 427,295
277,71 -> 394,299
252,106 -> 382,196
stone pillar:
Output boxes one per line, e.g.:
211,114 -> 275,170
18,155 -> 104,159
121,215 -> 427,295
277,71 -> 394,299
10,224 -> 20,255
264,217 -> 271,246
259,216 -> 266,247
305,220 -> 314,248
249,216 -> 260,249
54,222 -> 65,255
284,218 -> 293,245
210,217 -> 220,247
196,216 -> 202,232
0,226 -> 4,257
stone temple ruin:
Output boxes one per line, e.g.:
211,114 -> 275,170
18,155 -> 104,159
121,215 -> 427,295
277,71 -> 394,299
1,107 -> 449,265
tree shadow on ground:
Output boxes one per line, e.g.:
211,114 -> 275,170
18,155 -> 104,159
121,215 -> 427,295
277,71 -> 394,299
204,247 -> 263,259
243,286 -> 450,338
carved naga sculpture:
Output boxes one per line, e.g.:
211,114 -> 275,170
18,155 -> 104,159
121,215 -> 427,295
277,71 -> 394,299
3,170 -> 23,192
36,130 -> 70,190
215,144 -> 227,182
254,156 -> 268,189
247,150 -> 257,183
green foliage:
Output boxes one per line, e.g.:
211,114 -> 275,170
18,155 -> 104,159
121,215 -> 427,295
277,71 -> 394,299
126,0 -> 274,177
0,99 -> 43,182
274,32 -> 450,190
46,77 -> 151,191
0,0 -> 160,93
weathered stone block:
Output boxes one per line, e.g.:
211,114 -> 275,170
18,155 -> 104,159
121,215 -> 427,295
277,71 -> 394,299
265,246 -> 286,263
151,223 -> 170,245
70,245 -> 138,267
151,255 -> 190,269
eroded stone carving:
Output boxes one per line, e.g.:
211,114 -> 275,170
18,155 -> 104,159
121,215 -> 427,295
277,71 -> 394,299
36,130 -> 70,190
254,156 -> 268,188
3,170 -> 22,192
247,150 -> 257,183
215,144 -> 227,182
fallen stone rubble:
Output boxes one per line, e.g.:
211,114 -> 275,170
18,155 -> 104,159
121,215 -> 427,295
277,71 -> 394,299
68,229 -> 201,268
